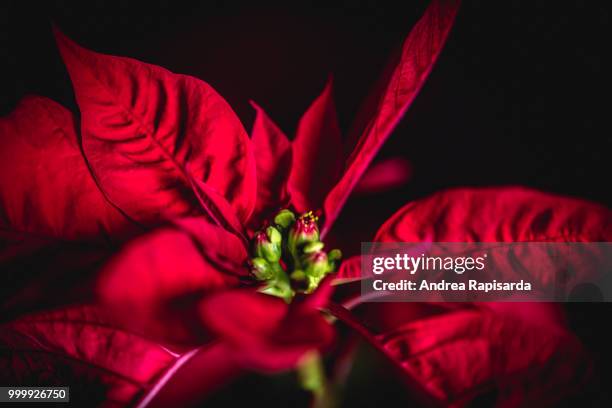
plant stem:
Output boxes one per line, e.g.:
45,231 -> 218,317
297,351 -> 337,408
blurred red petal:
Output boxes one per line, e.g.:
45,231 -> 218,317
199,289 -> 334,372
289,78 -> 343,213
97,217 -> 248,344
323,0 -> 460,235
54,29 -> 256,236
142,342 -> 242,408
248,102 -> 292,226
353,157 -> 412,194
377,309 -> 589,406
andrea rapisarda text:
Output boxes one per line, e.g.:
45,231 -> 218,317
372,279 -> 532,293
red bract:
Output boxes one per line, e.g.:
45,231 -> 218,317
199,281 -> 334,372
334,186 -> 609,405
54,27 -> 256,237
0,306 -> 179,406
1,0 -> 610,406
0,96 -> 132,241
97,218 -> 248,343
249,101 -> 292,226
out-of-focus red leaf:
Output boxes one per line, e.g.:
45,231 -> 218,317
199,289 -> 334,372
329,302 -> 589,407
353,157 -> 412,194
323,0 -> 460,235
248,102 -> 292,227
377,309 -> 589,406
144,342 -> 242,408
0,231 -> 108,320
54,29 -> 256,237
335,186 -> 609,404
0,96 -> 132,241
375,187 -> 611,243
289,78 -> 343,213
96,217 -> 248,344
0,306 -> 179,407
0,306 -> 240,408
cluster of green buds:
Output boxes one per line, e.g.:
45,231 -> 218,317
249,209 -> 342,302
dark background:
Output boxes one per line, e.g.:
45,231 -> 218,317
1,0 -> 610,406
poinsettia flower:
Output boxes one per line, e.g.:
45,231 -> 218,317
1,0 -> 610,406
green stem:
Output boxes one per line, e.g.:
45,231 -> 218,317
297,351 -> 337,408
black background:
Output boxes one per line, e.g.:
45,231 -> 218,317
1,0 -> 610,406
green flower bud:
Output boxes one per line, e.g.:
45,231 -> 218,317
251,257 -> 272,280
274,209 -> 296,230
288,211 -> 320,256
253,229 -> 281,262
303,241 -> 324,254
249,208 -> 341,299
260,282 -> 293,303
304,251 -> 330,278
259,266 -> 293,303
266,226 -> 282,245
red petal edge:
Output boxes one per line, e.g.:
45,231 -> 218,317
96,217 -> 248,344
199,289 -> 334,372
353,157 -> 412,194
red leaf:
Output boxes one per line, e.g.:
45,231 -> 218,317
0,96 -> 132,241
199,289 -> 334,372
329,303 -> 589,406
335,187 -> 609,403
323,0 -> 460,235
337,187 -> 610,290
0,306 -> 179,406
54,29 -> 256,237
248,101 -> 292,227
376,309 -> 589,406
0,306 -> 240,407
289,78 -> 343,213
141,342 -> 242,408
375,187 -> 611,242
96,217 -> 248,344
372,187 -> 612,312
